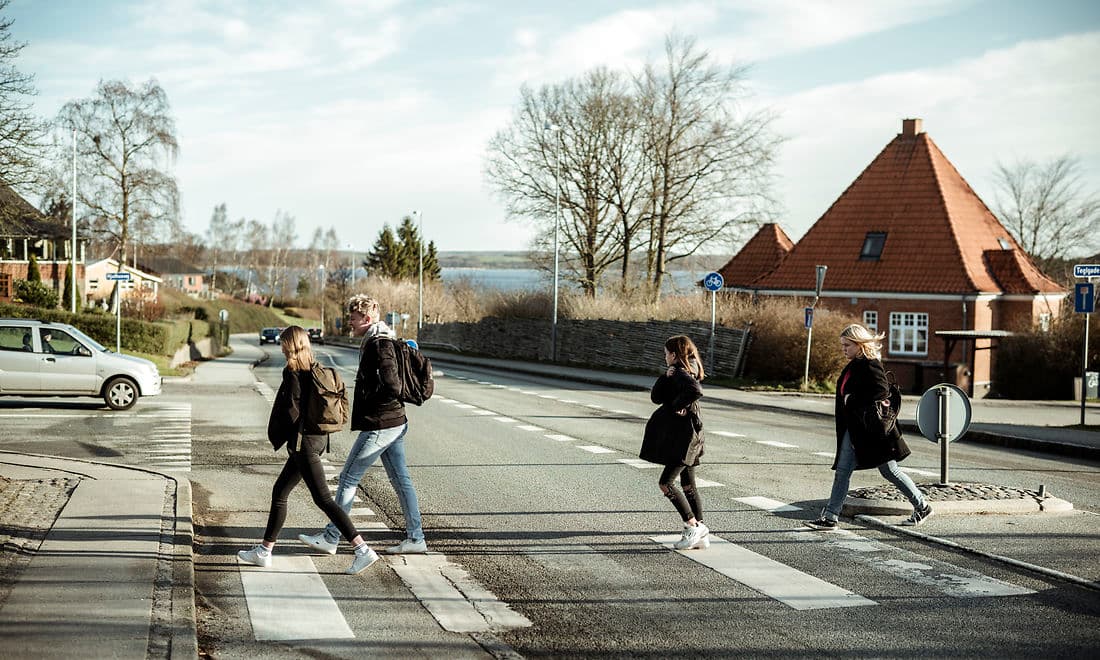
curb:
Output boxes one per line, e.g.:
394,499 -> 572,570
170,476 -> 198,659
842,495 -> 1074,517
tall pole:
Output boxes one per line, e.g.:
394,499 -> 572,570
319,265 -> 325,336
417,211 -> 424,331
803,265 -> 828,390
1083,310 -> 1091,426
550,123 -> 562,362
70,129 -> 77,313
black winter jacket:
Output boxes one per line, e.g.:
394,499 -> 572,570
640,366 -> 705,467
351,337 -> 407,431
833,357 -> 910,470
267,365 -> 329,451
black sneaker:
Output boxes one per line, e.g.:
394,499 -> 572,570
901,504 -> 933,526
804,517 -> 838,531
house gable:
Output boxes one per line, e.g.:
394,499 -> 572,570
717,223 -> 793,288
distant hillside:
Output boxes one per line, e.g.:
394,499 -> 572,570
439,251 -> 730,270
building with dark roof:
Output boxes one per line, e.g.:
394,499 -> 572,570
0,183 -> 87,304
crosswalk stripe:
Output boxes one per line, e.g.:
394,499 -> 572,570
712,430 -> 745,438
516,425 -> 543,432
813,452 -> 833,458
239,556 -> 354,640
736,496 -> 802,512
544,434 -> 575,442
577,445 -> 616,454
350,507 -> 374,516
790,529 -> 1035,598
902,467 -> 937,476
492,416 -> 517,423
650,534 -> 876,610
695,478 -> 724,488
617,458 -> 659,469
757,440 -> 798,448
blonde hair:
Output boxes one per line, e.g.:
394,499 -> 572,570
665,335 -> 705,381
840,323 -> 885,360
280,326 -> 314,372
347,294 -> 379,318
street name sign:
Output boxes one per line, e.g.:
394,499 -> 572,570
1074,264 -> 1100,278
105,272 -> 132,282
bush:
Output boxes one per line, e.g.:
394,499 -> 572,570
993,312 -> 1100,399
14,280 -> 59,309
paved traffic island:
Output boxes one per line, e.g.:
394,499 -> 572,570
842,481 -> 1074,516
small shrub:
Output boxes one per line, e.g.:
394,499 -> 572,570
14,280 -> 59,309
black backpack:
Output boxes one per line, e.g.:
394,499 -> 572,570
307,363 -> 349,432
390,339 -> 434,406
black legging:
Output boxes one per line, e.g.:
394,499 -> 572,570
263,435 -> 360,544
659,464 -> 703,523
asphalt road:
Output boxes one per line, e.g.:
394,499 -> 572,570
2,337 -> 1098,658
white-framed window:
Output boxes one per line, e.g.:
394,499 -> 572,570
889,312 -> 928,356
88,279 -> 99,291
1039,313 -> 1051,332
863,310 -> 878,331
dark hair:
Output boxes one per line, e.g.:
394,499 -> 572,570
665,335 -> 704,380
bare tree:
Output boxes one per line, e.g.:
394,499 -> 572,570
243,219 -> 269,301
636,34 -> 780,297
0,0 -> 45,193
267,210 -> 296,305
992,155 -> 1100,274
206,203 -> 244,293
485,69 -> 630,296
56,79 -> 179,270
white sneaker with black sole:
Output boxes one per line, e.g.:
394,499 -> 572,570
674,523 -> 710,550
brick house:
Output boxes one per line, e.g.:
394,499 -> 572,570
0,183 -> 87,304
140,256 -> 207,297
719,118 -> 1065,397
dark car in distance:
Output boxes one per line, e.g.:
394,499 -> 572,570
259,327 -> 281,345
307,327 -> 324,344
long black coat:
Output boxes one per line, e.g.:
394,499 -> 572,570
834,357 -> 910,470
640,366 -> 705,467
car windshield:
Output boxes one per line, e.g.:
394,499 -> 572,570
65,325 -> 107,352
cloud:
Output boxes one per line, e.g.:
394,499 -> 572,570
769,31 -> 1100,241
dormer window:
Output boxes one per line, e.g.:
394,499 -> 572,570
997,237 -> 1011,250
860,232 -> 887,260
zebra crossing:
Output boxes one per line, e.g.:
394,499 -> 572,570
436,372 -> 1041,611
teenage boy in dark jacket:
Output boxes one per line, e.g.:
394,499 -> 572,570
298,294 -> 428,555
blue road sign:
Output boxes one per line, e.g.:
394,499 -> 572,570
804,306 -> 814,328
1073,264 -> 1100,278
1075,282 -> 1095,314
703,271 -> 724,292
105,272 -> 131,281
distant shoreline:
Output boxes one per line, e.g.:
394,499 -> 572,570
438,251 -> 728,271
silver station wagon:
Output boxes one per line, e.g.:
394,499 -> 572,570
0,318 -> 162,410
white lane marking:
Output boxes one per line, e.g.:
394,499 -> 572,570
651,534 -> 876,610
577,446 -> 616,454
471,410 -> 497,416
611,410 -> 633,415
790,530 -> 1035,598
695,478 -> 724,488
350,507 -> 375,516
544,434 -> 575,442
453,404 -> 476,409
617,458 -> 660,469
585,404 -> 604,409
712,430 -> 745,438
757,440 -> 798,448
519,390 -> 537,395
813,452 -> 834,458
559,399 -> 577,404
902,467 -> 938,477
386,554 -> 532,633
516,425 -> 543,432
537,394 -> 557,399
254,382 -> 276,402
434,396 -> 452,402
492,416 -> 518,423
239,556 -> 354,640
736,496 -> 802,513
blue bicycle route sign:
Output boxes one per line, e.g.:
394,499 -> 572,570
703,272 -> 724,292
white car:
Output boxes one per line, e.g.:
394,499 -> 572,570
0,318 -> 162,410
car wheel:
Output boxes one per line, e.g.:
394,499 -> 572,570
104,377 -> 138,410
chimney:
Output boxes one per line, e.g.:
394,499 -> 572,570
902,118 -> 922,137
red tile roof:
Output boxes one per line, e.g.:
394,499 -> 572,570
716,223 -> 793,288
749,120 -> 1064,296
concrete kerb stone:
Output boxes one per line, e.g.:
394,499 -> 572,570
842,495 -> 1074,517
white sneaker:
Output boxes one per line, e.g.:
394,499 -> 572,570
237,545 -> 272,568
385,539 -> 428,554
346,548 -> 380,575
674,523 -> 709,550
298,532 -> 338,555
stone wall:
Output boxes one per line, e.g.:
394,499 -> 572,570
418,318 -> 751,378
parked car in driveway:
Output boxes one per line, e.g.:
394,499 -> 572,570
259,327 -> 281,345
0,318 -> 162,410
307,327 -> 324,344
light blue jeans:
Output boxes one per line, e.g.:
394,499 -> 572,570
824,431 -> 926,521
322,423 -> 424,544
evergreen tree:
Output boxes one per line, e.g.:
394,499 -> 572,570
365,225 -> 402,278
424,241 -> 442,281
61,272 -> 81,312
27,253 -> 40,282
365,218 -> 442,282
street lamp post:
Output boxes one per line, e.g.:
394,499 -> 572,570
546,122 -> 562,362
416,211 -> 424,332
318,264 -> 326,335
347,243 -> 356,290
70,129 -> 78,313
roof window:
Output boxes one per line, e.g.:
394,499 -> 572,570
997,237 -> 1012,250
860,232 -> 887,260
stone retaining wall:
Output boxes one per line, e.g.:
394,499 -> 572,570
418,318 -> 751,378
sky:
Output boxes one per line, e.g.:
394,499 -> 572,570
8,0 -> 1100,255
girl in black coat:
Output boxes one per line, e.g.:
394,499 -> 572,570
237,326 -> 380,575
640,335 -> 709,550
805,324 -> 932,530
